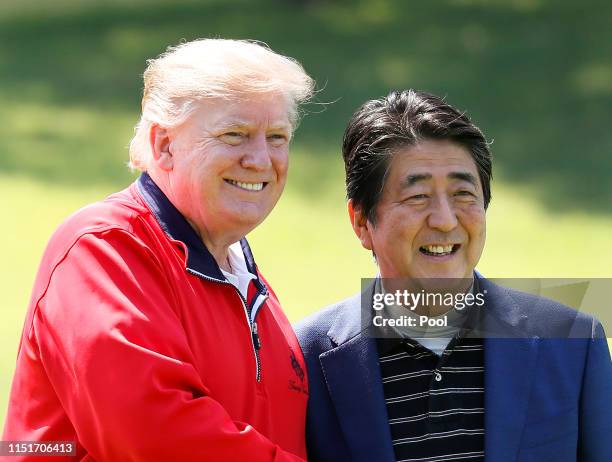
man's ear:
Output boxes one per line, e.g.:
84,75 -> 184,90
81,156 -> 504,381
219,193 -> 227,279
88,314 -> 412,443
149,124 -> 174,171
348,199 -> 374,251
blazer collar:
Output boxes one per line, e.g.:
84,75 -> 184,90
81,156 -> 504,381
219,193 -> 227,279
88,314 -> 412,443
478,276 -> 534,337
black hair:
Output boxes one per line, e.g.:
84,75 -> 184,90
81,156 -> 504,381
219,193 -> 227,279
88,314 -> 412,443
342,89 -> 492,223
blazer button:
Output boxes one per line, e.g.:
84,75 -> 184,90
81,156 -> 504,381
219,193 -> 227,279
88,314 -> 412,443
434,371 -> 442,382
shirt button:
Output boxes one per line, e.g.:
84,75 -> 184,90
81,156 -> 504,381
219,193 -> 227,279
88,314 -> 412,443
434,371 -> 442,382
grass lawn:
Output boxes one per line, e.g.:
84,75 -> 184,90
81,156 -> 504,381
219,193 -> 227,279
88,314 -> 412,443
1,0 -> 611,434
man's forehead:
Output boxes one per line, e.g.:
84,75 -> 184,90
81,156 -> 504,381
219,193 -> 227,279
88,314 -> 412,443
199,95 -> 291,129
392,141 -> 479,175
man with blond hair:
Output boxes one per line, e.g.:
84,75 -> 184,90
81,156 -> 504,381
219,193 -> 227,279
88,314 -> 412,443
3,39 -> 313,461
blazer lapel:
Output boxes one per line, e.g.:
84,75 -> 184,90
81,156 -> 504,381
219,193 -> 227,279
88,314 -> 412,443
480,278 -> 540,462
319,286 -> 395,462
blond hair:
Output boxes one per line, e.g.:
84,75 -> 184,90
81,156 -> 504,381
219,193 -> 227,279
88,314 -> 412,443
129,39 -> 314,171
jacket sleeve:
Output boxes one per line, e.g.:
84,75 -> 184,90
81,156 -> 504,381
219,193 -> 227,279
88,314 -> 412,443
32,228 -> 304,462
578,320 -> 612,462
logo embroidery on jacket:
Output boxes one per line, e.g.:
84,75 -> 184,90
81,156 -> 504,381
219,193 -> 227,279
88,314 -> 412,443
290,351 -> 305,382
288,350 -> 308,395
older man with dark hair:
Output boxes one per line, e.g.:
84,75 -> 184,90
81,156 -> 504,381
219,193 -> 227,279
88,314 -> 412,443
3,39 -> 313,461
296,89 -> 612,462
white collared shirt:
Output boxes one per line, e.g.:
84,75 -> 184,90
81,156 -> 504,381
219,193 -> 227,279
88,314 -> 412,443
220,242 -> 257,300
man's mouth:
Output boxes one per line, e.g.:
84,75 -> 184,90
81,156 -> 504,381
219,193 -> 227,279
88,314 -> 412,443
224,179 -> 267,191
419,244 -> 460,257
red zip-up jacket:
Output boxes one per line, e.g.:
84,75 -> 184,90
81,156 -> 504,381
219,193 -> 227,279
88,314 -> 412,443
3,173 -> 308,461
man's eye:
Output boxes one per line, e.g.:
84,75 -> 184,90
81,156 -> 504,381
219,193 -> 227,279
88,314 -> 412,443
267,133 -> 288,144
220,132 -> 245,144
404,194 -> 428,203
455,191 -> 478,202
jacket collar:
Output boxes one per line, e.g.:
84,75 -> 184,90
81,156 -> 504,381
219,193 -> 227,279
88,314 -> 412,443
327,274 -> 492,344
136,172 -> 265,294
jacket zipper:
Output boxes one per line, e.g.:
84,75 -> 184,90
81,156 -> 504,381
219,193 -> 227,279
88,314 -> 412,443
234,288 -> 267,383
186,268 -> 266,382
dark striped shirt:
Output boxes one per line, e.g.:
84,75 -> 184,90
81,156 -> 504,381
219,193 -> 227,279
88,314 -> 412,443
377,335 -> 485,462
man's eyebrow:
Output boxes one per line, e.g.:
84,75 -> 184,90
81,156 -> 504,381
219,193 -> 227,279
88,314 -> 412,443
270,123 -> 292,131
401,173 -> 432,189
215,120 -> 250,130
214,120 -> 292,131
400,172 -> 478,189
449,171 -> 478,186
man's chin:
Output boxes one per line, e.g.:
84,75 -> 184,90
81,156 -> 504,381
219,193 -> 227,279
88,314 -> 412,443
230,213 -> 277,238
224,203 -> 272,226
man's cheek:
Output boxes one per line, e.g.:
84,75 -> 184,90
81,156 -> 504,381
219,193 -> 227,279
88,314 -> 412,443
463,207 -> 486,228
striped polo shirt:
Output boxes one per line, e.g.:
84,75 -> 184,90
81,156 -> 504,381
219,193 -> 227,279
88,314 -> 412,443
377,333 -> 485,462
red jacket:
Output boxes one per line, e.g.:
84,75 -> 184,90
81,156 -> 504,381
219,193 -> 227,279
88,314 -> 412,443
3,174 -> 308,461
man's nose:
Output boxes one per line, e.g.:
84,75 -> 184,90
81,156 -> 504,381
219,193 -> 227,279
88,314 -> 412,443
427,196 -> 458,232
240,133 -> 272,171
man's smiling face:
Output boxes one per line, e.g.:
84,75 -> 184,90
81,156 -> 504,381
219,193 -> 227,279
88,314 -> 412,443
165,93 -> 292,242
353,139 -> 486,282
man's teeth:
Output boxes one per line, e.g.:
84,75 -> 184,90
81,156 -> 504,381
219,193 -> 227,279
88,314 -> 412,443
423,245 -> 454,255
227,180 -> 264,191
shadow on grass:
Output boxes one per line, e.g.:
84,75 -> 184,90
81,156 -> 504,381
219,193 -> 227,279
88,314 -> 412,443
0,0 -> 610,211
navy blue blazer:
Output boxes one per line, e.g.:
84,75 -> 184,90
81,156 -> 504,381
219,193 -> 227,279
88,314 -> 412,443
295,277 -> 612,462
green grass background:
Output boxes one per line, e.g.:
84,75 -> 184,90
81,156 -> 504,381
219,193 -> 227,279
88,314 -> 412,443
1,0 -> 611,431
